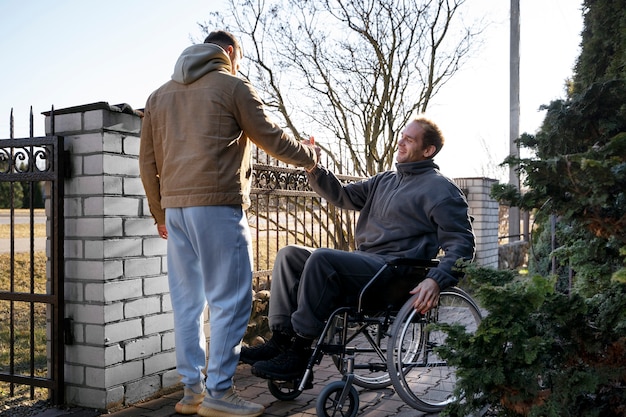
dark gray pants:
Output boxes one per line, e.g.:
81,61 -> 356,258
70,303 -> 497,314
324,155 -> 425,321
268,245 -> 388,339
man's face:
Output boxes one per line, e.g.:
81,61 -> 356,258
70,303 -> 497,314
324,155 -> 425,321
396,120 -> 433,163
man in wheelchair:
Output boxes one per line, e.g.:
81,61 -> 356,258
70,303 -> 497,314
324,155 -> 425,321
241,116 -> 475,381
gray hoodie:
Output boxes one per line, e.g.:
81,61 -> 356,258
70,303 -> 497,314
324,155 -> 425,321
172,43 -> 226,84
307,160 -> 475,289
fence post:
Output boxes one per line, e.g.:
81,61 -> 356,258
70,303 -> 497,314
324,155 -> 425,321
45,102 -> 178,410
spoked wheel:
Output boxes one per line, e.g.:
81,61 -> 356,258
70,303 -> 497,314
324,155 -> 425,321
328,315 -> 392,389
267,379 -> 302,400
387,287 -> 482,413
316,381 -> 359,417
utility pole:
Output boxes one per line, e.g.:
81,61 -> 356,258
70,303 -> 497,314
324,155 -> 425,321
509,0 -> 521,242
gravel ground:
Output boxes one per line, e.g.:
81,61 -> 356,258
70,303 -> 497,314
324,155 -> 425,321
0,397 -> 52,417
0,397 -> 101,417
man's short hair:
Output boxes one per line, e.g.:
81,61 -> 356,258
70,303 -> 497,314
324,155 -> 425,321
204,30 -> 243,58
415,116 -> 445,158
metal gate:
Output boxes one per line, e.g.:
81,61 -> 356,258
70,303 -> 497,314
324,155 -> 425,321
0,108 -> 67,404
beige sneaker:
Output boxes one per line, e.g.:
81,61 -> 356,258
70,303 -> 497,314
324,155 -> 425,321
175,385 -> 205,415
197,387 -> 264,417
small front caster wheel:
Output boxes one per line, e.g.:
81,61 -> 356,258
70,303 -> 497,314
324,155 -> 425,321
316,381 -> 359,417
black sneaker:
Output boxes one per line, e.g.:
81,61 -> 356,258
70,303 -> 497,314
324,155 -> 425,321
251,348 -> 311,380
240,338 -> 284,365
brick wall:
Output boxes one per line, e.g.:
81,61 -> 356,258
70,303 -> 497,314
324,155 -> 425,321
46,103 -> 179,410
455,177 -> 499,269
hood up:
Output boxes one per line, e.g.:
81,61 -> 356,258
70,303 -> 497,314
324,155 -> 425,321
171,43 -> 231,84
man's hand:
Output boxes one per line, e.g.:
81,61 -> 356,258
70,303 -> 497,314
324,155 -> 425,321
157,224 -> 168,240
303,136 -> 321,170
410,278 -> 440,314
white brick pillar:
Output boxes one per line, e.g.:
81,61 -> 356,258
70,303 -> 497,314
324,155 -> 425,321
45,103 -> 179,410
454,177 -> 499,269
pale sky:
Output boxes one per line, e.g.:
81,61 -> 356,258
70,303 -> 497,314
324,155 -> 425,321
0,0 -> 583,180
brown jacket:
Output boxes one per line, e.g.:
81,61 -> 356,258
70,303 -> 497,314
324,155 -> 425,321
139,43 -> 316,224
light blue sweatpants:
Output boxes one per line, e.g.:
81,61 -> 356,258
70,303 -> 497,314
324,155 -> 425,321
165,205 -> 253,394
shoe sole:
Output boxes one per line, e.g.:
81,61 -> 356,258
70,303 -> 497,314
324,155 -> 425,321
175,403 -> 201,415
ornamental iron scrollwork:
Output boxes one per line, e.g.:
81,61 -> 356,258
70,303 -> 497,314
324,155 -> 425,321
0,137 -> 60,181
252,164 -> 311,193
0,144 -> 52,174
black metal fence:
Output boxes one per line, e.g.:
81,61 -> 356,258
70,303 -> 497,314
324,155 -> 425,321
0,108 -> 67,404
249,150 -> 362,290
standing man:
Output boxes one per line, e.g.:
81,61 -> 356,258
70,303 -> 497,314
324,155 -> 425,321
139,30 -> 317,417
241,116 -> 475,381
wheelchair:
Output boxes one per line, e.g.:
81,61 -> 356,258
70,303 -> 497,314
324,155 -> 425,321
263,258 -> 483,417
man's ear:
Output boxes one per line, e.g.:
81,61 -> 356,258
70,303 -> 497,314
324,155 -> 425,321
423,145 -> 436,158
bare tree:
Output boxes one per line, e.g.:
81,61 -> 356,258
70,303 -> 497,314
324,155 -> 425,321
477,135 -> 507,181
201,0 -> 483,176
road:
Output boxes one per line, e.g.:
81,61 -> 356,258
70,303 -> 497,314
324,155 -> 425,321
0,210 -> 46,254
0,209 -> 46,225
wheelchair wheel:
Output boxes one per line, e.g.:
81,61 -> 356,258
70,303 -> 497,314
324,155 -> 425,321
328,315 -> 392,389
267,379 -> 302,400
316,380 -> 359,417
387,287 -> 482,413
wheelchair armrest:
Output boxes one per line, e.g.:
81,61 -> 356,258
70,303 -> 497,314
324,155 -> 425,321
386,258 -> 440,268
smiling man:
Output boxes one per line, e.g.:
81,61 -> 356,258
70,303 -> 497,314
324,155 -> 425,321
241,115 -> 476,381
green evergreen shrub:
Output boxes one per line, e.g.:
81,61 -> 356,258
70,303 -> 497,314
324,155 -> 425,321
437,264 -> 626,417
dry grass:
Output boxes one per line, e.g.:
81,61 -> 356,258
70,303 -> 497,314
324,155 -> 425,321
0,223 -> 46,239
0,209 -> 46,239
0,251 -> 48,405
